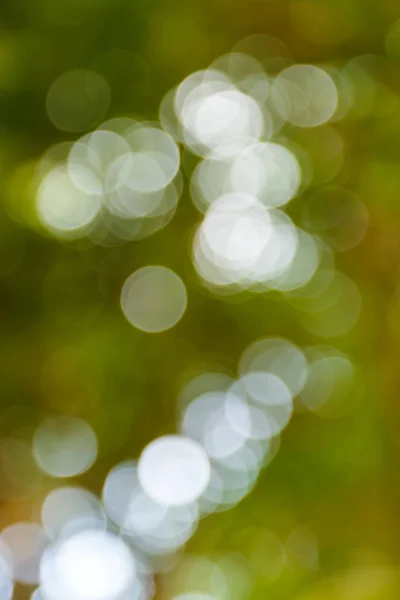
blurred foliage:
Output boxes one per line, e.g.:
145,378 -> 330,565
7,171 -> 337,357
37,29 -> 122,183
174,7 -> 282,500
2,0 -> 400,598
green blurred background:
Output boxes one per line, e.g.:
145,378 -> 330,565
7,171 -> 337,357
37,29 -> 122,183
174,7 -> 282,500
2,0 -> 400,598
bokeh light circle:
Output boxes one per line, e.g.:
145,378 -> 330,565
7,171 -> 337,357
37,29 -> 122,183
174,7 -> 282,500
41,487 -> 106,540
138,435 -> 211,506
272,65 -> 338,127
40,530 -> 136,600
33,416 -> 98,478
121,266 -> 187,333
46,70 -> 110,133
37,166 -> 101,236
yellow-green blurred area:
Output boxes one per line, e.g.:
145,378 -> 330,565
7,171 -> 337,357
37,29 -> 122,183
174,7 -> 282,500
2,0 -> 400,599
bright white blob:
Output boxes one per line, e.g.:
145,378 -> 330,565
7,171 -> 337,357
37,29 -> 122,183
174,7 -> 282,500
40,530 -> 136,600
194,194 -> 298,290
176,73 -> 264,158
37,166 -> 101,236
138,435 -> 211,506
194,194 -> 272,287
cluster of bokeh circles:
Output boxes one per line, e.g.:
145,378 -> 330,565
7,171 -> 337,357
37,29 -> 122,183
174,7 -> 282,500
0,336 -> 361,600
33,37 -> 369,339
36,119 -> 182,245
0,34 -> 370,600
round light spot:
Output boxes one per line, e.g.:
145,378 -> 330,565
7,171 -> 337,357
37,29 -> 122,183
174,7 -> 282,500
224,392 -> 272,442
46,70 -> 110,133
203,409 -> 250,460
180,392 -> 251,461
194,194 -> 272,287
229,373 -> 293,435
272,65 -> 338,127
230,142 -> 301,208
201,194 -> 272,269
41,487 -> 106,540
190,157 -> 232,214
122,488 -> 168,538
102,461 -> 139,528
121,266 -> 187,333
138,435 -> 211,506
300,349 -> 357,417
33,416 -> 98,478
272,228 -> 320,292
193,194 -> 298,291
67,131 -> 132,196
102,462 -> 183,550
1,522 -> 48,585
239,337 -> 308,396
285,240 -> 336,311
124,126 -> 180,193
40,530 -> 135,600
211,52 -> 270,103
37,166 -> 101,236
176,73 -> 264,158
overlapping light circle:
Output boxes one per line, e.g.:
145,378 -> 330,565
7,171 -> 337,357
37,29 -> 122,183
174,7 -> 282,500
36,121 -> 181,243
194,195 -> 300,290
272,65 -> 338,128
175,70 -> 265,158
191,142 -> 301,213
37,166 -> 102,237
102,460 -> 200,556
138,435 -> 211,507
39,530 -> 136,600
41,487 -> 106,540
33,416 -> 98,478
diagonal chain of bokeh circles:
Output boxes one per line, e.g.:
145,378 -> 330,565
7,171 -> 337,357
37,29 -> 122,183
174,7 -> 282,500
0,35 -> 369,600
